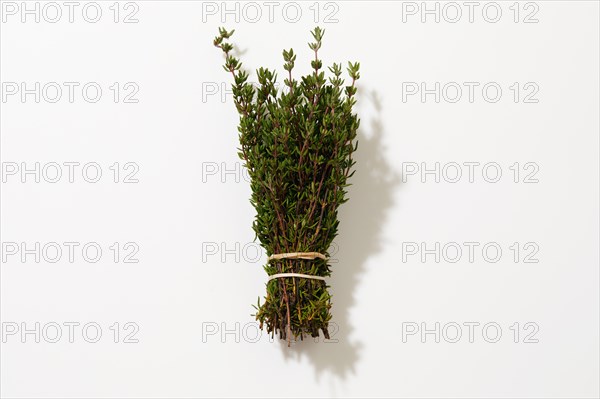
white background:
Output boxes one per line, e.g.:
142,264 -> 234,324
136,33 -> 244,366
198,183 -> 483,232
1,1 -> 599,398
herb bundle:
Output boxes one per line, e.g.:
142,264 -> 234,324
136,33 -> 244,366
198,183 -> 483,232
214,27 -> 360,345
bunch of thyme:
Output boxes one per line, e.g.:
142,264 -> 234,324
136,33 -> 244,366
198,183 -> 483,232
214,27 -> 360,345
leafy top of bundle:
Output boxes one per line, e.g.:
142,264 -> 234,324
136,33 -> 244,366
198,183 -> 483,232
213,26 -> 360,115
213,25 -> 360,248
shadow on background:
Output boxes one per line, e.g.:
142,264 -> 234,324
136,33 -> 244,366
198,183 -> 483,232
279,90 -> 402,379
